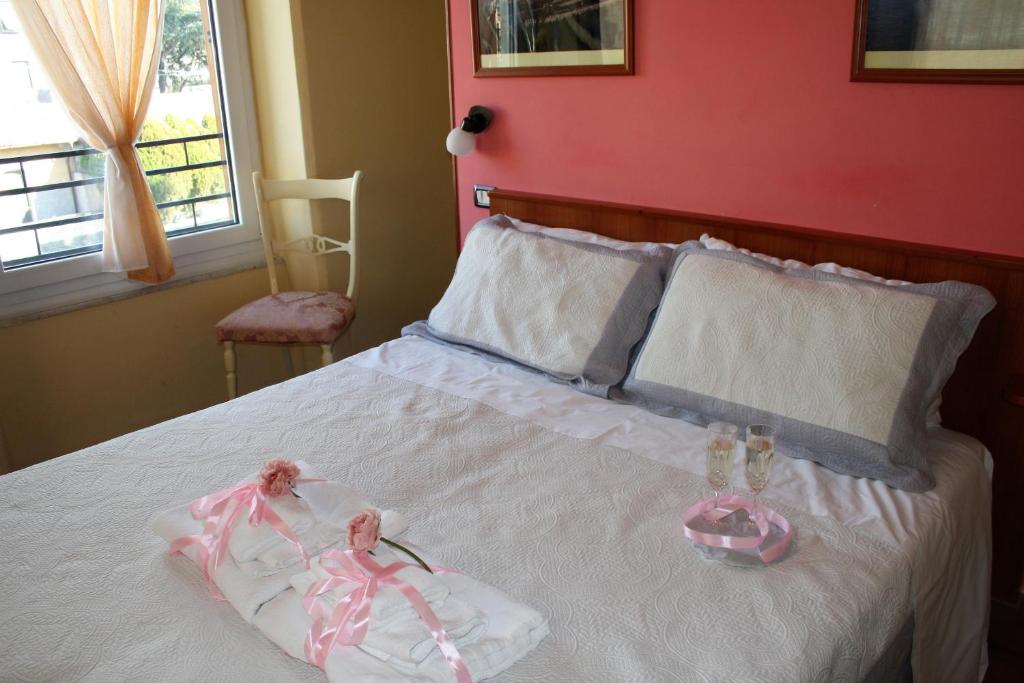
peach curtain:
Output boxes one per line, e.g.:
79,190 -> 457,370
11,0 -> 174,283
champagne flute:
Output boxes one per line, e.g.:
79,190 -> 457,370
706,422 -> 737,517
745,424 -> 776,529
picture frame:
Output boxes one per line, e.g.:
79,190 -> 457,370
471,0 -> 634,77
851,0 -> 1024,84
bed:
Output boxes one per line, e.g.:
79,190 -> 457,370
2,190 -> 1021,682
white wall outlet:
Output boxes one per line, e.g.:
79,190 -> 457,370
473,184 -> 495,208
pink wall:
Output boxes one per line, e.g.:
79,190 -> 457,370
448,2 -> 1024,256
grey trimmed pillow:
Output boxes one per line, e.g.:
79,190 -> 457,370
404,215 -> 673,397
621,242 -> 995,492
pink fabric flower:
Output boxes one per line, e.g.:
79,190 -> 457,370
347,509 -> 382,552
258,458 -> 300,497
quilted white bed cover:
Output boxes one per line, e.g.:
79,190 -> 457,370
0,335 -> 990,682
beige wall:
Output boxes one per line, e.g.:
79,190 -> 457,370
0,268 -> 287,472
0,1 -> 457,473
245,0 -> 458,356
244,0 -> 322,295
260,0 -> 456,352
290,0 -> 458,349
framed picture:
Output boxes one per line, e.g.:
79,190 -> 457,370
471,0 -> 633,77
852,0 -> 1024,84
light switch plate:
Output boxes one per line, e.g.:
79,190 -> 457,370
473,184 -> 495,208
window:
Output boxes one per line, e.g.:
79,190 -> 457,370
0,0 -> 239,268
0,0 -> 261,320
0,2 -> 16,34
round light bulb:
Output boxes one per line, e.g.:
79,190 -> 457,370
446,127 -> 476,157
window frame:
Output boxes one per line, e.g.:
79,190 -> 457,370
0,0 -> 264,323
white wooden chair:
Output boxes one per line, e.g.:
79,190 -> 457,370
215,171 -> 363,399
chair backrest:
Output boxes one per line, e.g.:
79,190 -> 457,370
251,171 -> 363,300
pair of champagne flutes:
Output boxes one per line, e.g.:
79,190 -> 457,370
706,422 -> 776,525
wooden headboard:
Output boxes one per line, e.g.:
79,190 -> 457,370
489,188 -> 1024,602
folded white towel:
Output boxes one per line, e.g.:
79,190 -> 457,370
152,504 -> 294,622
239,506 -> 406,577
226,462 -> 355,564
358,595 -> 486,667
227,489 -> 316,563
290,544 -> 450,624
256,568 -> 548,682
152,465 -> 407,618
299,480 -> 378,524
380,573 -> 547,680
233,473 -> 412,576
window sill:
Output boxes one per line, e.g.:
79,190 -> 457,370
0,231 -> 266,327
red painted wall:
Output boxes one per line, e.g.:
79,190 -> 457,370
448,2 -> 1024,256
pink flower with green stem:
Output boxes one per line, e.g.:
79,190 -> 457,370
347,509 -> 433,573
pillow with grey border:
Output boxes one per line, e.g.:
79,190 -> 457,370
403,214 -> 674,397
619,241 -> 995,492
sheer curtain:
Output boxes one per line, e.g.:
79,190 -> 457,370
11,0 -> 174,283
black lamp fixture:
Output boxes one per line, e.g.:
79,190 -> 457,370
446,105 -> 493,157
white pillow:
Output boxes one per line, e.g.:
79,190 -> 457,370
698,233 -> 944,426
699,233 -> 913,285
406,215 -> 674,396
622,243 -> 995,492
509,216 -> 676,254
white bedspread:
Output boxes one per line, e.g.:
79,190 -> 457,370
352,337 -> 992,683
0,336 -> 990,682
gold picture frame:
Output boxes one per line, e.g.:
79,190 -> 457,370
472,0 -> 634,77
852,0 -> 1024,84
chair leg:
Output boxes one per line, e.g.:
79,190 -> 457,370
223,341 -> 237,399
320,343 -> 334,367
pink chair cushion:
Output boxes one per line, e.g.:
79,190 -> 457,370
215,291 -> 355,344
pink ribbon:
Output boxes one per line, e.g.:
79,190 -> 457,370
170,478 -> 323,599
303,548 -> 472,683
682,495 -> 793,564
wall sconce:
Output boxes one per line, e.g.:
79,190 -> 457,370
446,105 -> 493,157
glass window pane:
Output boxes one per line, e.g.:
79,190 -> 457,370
159,205 -> 196,233
194,196 -> 232,226
148,0 -> 219,130
0,195 -> 31,228
29,186 -> 83,222
63,150 -> 105,181
7,185 -> 98,224
0,230 -> 39,263
73,183 -> 104,216
147,164 -> 228,207
0,1 -> 20,34
21,156 -> 72,187
0,168 -> 30,229
185,136 -> 225,162
138,138 -> 187,172
0,167 -> 22,191
37,219 -> 103,255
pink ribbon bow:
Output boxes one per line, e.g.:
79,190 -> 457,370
170,478 -> 322,599
303,548 -> 472,683
682,495 -> 793,564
